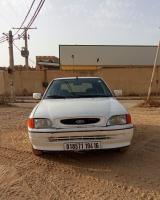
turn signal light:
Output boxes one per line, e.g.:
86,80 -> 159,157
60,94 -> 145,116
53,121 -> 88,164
126,114 -> 132,124
28,118 -> 35,128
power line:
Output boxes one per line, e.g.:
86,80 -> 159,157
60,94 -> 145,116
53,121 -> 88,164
0,35 -> 8,43
0,0 -> 36,43
13,0 -> 36,36
13,42 -> 36,65
27,0 -> 45,28
0,38 -> 7,44
28,57 -> 36,65
0,36 -> 6,40
0,39 -> 6,43
1,0 -> 46,42
13,27 -> 37,68
0,0 -> 46,68
12,0 -> 47,67
13,42 -> 21,51
17,0 -> 46,39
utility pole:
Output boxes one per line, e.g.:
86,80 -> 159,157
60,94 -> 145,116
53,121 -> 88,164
13,27 -> 36,69
24,28 -> 29,68
147,41 -> 160,103
3,30 -> 15,101
9,31 -> 14,71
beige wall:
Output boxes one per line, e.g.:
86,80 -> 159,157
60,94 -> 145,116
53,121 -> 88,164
0,71 -> 6,95
99,67 -> 159,96
0,67 -> 159,96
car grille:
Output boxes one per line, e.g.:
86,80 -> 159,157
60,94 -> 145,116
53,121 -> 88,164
48,135 -> 111,142
60,118 -> 100,125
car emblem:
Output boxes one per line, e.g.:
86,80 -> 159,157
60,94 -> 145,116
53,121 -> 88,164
75,119 -> 85,124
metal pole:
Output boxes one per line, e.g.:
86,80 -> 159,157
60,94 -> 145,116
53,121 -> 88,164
147,41 -> 160,102
13,27 -> 37,69
8,30 -> 15,101
24,28 -> 29,69
9,31 -> 14,70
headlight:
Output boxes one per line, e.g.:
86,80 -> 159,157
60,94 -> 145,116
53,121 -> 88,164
28,118 -> 52,129
34,118 -> 52,129
107,114 -> 131,126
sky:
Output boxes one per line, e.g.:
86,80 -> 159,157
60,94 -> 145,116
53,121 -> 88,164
0,0 -> 160,67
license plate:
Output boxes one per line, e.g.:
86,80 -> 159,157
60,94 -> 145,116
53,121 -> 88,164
64,141 -> 101,151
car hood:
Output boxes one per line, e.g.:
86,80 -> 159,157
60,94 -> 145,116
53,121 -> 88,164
33,97 -> 127,120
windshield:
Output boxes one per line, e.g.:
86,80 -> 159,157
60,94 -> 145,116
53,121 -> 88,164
43,78 -> 113,99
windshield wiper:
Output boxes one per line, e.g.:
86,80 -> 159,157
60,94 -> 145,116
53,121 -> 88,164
45,95 -> 66,99
45,94 -> 110,99
76,95 -> 110,98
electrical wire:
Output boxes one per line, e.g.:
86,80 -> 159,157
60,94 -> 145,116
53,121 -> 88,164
29,57 -> 36,65
13,42 -> 22,51
0,36 -> 6,40
0,0 -> 37,43
1,0 -> 46,46
0,36 -> 7,43
13,42 -> 36,65
13,0 -> 36,36
0,38 -> 7,44
27,0 -> 45,28
17,0 -> 46,39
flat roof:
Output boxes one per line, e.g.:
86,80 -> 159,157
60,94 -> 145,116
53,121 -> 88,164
59,45 -> 160,66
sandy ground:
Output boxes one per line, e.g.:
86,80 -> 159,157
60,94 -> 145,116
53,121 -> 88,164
0,100 -> 160,200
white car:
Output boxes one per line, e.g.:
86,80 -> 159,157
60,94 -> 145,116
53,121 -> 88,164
28,77 -> 133,155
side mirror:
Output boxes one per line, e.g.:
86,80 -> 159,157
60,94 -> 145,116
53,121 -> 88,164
113,89 -> 123,97
42,81 -> 48,88
33,93 -> 42,100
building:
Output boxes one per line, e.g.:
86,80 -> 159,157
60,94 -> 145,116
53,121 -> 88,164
36,56 -> 59,70
1,45 -> 159,97
59,45 -> 160,70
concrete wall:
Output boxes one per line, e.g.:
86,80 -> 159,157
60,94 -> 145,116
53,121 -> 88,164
99,67 -> 160,96
0,71 -> 6,95
0,67 -> 159,96
2,70 -> 45,96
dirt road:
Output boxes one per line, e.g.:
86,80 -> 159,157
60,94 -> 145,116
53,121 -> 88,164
0,101 -> 160,200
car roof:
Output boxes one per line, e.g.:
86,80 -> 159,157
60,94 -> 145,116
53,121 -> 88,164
54,77 -> 101,81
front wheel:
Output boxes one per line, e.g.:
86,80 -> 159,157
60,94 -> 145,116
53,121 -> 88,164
32,146 -> 43,156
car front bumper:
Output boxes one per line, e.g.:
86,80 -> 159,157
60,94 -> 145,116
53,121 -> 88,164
28,126 -> 134,151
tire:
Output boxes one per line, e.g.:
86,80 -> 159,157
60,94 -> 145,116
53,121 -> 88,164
32,146 -> 43,156
116,146 -> 130,153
